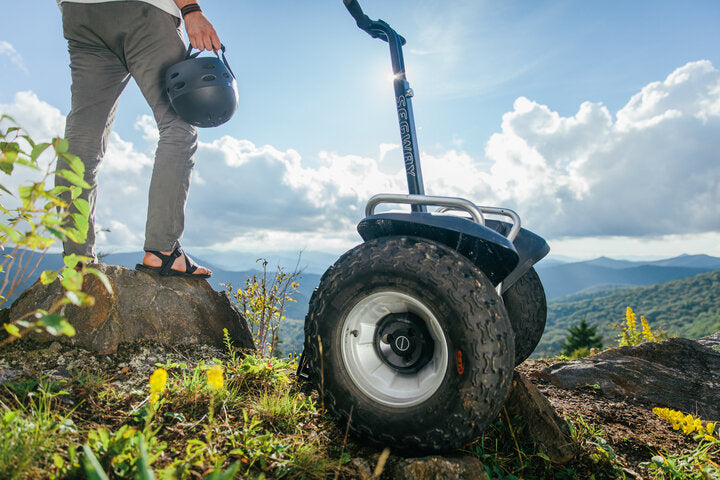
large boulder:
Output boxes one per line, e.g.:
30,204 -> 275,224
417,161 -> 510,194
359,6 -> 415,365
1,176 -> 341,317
5,264 -> 255,353
538,337 -> 720,420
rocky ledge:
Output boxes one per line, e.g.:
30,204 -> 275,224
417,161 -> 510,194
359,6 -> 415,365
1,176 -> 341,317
537,336 -> 720,421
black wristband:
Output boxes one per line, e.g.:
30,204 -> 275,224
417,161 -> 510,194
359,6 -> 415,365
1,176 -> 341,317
180,3 -> 202,17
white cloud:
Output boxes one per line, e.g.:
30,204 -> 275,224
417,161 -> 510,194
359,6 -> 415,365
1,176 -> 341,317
550,231 -> 720,260
95,220 -> 142,249
182,136 -> 406,250
469,60 -> 720,238
0,91 -> 65,140
0,41 -> 28,74
101,132 -> 153,173
205,229 -> 359,253
134,114 -> 159,145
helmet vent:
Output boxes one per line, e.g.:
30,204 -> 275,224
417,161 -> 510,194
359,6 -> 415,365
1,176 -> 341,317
170,72 -> 179,79
202,74 -> 217,81
174,82 -> 186,90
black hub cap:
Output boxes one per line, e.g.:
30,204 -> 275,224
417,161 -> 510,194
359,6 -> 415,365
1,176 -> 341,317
373,312 -> 435,373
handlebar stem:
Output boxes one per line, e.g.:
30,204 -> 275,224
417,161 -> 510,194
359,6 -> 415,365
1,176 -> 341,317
345,3 -> 425,211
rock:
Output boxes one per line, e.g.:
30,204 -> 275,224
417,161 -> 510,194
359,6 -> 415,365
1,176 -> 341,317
504,372 -> 576,464
698,331 -> 720,350
390,455 -> 486,480
0,369 -> 23,384
347,458 -> 373,479
5,264 -> 255,354
539,338 -> 720,420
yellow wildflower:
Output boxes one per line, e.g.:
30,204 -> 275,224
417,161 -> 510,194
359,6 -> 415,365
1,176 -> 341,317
626,307 -> 637,332
148,367 -> 167,406
149,368 -> 168,394
655,408 -> 720,442
640,316 -> 654,341
693,418 -> 704,434
207,365 -> 224,391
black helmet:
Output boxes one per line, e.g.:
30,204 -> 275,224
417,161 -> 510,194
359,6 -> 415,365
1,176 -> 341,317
165,44 -> 238,128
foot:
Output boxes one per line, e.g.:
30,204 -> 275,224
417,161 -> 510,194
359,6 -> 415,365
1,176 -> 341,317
142,250 -> 212,276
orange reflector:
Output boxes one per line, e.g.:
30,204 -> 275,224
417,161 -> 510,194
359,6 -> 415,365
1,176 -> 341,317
456,349 -> 464,375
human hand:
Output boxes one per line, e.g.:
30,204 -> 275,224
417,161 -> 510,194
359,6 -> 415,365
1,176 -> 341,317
183,11 -> 221,52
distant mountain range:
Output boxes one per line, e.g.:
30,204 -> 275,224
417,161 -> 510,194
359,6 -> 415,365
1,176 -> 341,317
535,254 -> 720,299
3,249 -> 719,357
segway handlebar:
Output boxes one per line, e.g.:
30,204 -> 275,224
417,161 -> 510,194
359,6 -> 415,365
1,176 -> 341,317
366,194 -> 486,225
343,0 -> 369,27
343,0 -> 406,45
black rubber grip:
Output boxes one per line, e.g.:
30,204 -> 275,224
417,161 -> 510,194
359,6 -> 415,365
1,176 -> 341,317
343,0 -> 366,21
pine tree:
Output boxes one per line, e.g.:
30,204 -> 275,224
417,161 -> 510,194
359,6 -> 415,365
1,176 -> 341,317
559,319 -> 603,357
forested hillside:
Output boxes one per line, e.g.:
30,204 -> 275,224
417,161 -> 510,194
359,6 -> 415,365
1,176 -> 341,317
535,270 -> 720,355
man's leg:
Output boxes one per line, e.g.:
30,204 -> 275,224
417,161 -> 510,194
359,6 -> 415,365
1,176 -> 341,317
120,4 -> 210,275
58,3 -> 131,261
119,6 -> 197,253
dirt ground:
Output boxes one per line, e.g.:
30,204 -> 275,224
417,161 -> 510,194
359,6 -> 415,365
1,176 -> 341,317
517,359 -> 710,472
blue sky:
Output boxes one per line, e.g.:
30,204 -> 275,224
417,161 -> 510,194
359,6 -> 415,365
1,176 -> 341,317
2,0 -> 720,269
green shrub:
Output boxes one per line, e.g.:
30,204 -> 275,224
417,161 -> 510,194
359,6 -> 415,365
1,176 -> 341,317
559,319 -> 602,357
224,259 -> 300,356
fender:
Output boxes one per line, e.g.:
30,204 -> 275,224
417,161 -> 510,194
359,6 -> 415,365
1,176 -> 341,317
357,212 -> 519,285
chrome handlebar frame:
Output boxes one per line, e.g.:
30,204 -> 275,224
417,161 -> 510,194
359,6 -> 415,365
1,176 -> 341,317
365,193 -> 521,243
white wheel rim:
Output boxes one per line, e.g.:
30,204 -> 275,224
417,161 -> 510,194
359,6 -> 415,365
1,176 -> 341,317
340,291 -> 449,407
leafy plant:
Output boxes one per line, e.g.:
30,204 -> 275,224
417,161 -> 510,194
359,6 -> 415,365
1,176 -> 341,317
0,114 -> 111,346
566,414 -> 630,479
642,444 -> 720,479
224,259 -> 301,356
82,426 -> 165,478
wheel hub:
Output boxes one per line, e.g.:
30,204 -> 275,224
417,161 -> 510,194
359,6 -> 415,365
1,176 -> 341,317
374,312 -> 434,373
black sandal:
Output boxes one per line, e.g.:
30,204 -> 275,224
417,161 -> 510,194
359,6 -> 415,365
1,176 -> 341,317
135,247 -> 211,279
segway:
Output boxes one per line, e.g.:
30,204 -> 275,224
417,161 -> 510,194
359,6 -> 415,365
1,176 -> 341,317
298,0 -> 549,453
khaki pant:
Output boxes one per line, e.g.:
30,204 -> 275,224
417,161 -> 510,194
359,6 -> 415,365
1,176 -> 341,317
58,1 -> 197,260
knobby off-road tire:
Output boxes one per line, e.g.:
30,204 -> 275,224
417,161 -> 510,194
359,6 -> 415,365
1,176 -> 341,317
304,236 -> 515,453
502,267 -> 547,365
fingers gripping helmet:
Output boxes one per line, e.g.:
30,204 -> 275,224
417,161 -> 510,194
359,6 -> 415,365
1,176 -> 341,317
165,44 -> 238,128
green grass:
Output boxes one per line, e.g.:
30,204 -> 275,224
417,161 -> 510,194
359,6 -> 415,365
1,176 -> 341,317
0,351 -> 345,479
0,379 -> 77,479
